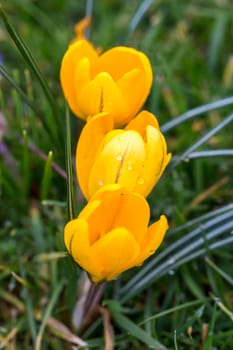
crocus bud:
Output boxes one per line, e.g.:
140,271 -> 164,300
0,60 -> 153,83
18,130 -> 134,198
64,184 -> 168,283
60,41 -> 152,127
76,110 -> 171,200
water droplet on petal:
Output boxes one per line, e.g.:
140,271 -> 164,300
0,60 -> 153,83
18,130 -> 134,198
118,135 -> 125,141
137,177 -> 144,185
98,179 -> 104,186
127,165 -> 133,171
116,155 -> 123,161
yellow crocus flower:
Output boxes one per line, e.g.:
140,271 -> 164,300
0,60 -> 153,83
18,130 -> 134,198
60,39 -> 152,127
64,184 -> 168,283
76,110 -> 171,200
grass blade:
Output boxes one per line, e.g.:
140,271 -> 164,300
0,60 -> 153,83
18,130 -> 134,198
40,150 -> 53,201
106,300 -> 167,350
35,279 -> 66,350
176,112 -> 233,164
138,299 -> 205,325
65,105 -> 75,220
183,149 -> 233,160
205,257 -> 233,287
161,96 -> 233,132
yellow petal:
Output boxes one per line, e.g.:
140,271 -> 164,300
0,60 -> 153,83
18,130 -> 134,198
97,46 -> 152,86
76,113 -> 114,199
88,130 -> 146,198
80,185 -> 127,244
125,110 -> 159,136
117,69 -> 151,124
91,227 -> 140,282
133,126 -> 167,197
111,191 -> 150,245
76,72 -> 125,122
60,39 -> 98,117
135,215 -> 168,266
126,111 -> 171,197
64,218 -> 103,282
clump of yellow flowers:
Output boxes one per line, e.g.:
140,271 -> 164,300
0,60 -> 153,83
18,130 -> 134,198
61,19 -> 171,283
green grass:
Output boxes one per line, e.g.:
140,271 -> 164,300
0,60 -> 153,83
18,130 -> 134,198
0,0 -> 233,349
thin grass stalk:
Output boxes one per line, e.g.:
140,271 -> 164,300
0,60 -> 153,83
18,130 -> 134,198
35,279 -> 65,350
85,0 -> 94,39
205,257 -> 233,287
161,96 -> 233,133
22,129 -> 30,199
183,149 -> 233,160
127,0 -> 153,36
40,151 -> 53,201
65,105 -> 75,220
138,299 -> 206,326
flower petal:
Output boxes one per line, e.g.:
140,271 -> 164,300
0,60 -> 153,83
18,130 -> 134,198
76,113 -> 114,199
126,111 -> 171,197
135,215 -> 168,266
76,72 -> 125,123
88,130 -> 146,198
125,110 -> 159,136
112,191 -> 150,245
134,126 -> 167,197
97,46 -> 152,86
91,227 -> 140,282
117,69 -> 151,124
64,218 -> 102,281
60,39 -> 98,117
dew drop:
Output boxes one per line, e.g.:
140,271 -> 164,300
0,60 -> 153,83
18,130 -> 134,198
168,269 -> 175,276
98,179 -> 104,186
127,164 -> 133,171
168,256 -> 175,265
137,177 -> 144,185
116,155 -> 123,161
118,135 -> 125,141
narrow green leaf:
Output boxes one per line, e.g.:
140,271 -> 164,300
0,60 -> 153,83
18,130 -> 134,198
138,299 -> 205,326
205,257 -> 233,287
22,129 -> 30,198
40,150 -> 53,200
35,279 -> 66,350
107,300 -> 167,350
208,14 -> 228,70
174,330 -> 178,350
161,96 -> 233,133
65,105 -> 75,220
20,263 -> 37,345
203,303 -> 217,350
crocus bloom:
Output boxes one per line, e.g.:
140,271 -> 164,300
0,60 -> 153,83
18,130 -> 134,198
60,39 -> 152,127
76,110 -> 171,200
64,184 -> 168,283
